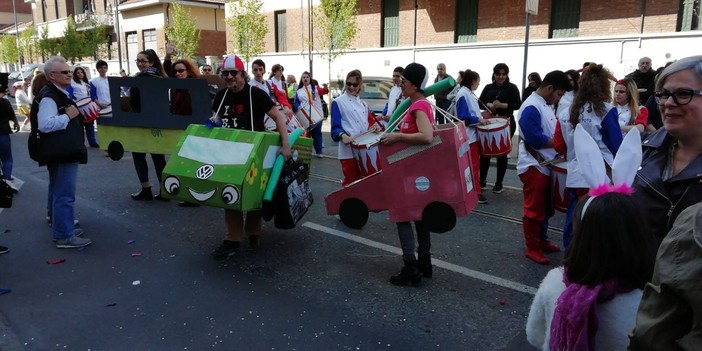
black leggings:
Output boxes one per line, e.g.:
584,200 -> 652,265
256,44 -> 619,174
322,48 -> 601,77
397,221 -> 430,261
479,115 -> 516,186
133,152 -> 166,184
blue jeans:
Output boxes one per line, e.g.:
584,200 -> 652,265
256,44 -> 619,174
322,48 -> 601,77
47,162 -> 79,240
84,122 -> 98,146
0,134 -> 13,180
562,188 -> 579,250
310,123 -> 323,154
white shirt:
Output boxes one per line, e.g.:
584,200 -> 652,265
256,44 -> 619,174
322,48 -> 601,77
70,80 -> 90,100
89,76 -> 111,105
38,83 -> 72,133
334,92 -> 371,159
516,92 -> 558,176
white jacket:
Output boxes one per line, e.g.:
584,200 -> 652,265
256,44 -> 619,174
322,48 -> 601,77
526,268 -> 642,351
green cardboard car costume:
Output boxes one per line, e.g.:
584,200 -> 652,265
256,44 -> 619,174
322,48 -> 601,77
161,125 -> 312,210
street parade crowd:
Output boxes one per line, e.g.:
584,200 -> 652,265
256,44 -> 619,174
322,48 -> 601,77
0,44 -> 701,350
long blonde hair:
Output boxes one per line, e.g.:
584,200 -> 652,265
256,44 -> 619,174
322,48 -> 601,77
614,78 -> 640,123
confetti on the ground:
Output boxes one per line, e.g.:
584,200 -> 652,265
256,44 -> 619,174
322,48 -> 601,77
47,258 -> 66,265
132,280 -> 140,286
131,253 -> 142,257
127,240 -> 136,244
498,299 -> 507,305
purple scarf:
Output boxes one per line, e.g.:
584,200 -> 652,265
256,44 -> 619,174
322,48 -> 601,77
549,273 -> 631,351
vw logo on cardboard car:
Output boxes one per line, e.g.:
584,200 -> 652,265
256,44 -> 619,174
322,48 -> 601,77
196,165 -> 214,179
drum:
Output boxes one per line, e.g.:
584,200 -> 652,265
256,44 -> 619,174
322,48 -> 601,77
551,161 -> 569,213
351,131 -> 382,176
76,97 -> 100,124
263,115 -> 277,131
295,104 -> 324,131
99,105 -> 112,116
476,118 -> 511,157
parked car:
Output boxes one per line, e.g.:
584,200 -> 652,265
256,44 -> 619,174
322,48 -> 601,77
331,76 -> 394,115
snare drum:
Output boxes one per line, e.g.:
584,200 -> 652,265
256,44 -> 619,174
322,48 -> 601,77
476,118 -> 511,157
99,105 -> 112,116
263,115 -> 277,131
76,97 -> 100,124
551,161 -> 569,213
350,131 -> 382,176
295,104 -> 324,131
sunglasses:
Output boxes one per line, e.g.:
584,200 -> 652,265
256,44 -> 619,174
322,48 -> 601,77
202,68 -> 212,72
53,70 -> 71,75
174,69 -> 187,74
221,70 -> 238,77
346,82 -> 359,88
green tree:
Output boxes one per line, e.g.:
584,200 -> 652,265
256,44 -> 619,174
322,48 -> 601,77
164,1 -> 201,59
82,19 -> 108,60
37,25 -> 58,60
18,26 -> 36,64
61,15 -> 84,63
0,35 -> 19,65
314,0 -> 358,86
225,0 -> 267,65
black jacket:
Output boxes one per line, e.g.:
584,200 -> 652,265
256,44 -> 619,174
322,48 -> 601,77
632,128 -> 702,246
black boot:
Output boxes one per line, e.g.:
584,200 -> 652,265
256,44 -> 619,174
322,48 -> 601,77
390,260 -> 422,286
418,254 -> 433,278
131,187 -> 153,201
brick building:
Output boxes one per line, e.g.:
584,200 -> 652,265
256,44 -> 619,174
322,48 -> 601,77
241,0 -> 701,89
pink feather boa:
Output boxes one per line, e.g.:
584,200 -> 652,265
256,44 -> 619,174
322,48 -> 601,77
588,184 -> 633,197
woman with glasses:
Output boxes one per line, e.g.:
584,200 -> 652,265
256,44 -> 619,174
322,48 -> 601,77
613,78 -> 648,136
330,70 -> 381,186
129,49 -> 169,201
169,59 -> 200,115
294,71 -> 325,157
631,55 -> 702,246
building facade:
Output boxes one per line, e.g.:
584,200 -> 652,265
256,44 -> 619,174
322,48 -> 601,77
240,0 -> 701,91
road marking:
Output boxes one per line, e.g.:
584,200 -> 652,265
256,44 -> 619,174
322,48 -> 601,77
303,222 -> 537,296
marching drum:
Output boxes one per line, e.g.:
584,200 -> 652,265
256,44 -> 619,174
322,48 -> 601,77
351,131 -> 382,176
476,118 -> 511,157
295,104 -> 324,131
76,97 -> 100,124
99,105 -> 112,116
551,161 -> 569,213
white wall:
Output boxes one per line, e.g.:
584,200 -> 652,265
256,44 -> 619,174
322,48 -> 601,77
254,31 -> 702,97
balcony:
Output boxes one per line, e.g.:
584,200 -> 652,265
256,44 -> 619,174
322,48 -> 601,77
75,12 -> 115,28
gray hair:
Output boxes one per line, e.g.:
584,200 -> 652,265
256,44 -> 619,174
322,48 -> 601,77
655,55 -> 702,91
44,56 -> 67,75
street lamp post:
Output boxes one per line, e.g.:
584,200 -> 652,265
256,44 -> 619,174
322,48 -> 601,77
114,0 -> 123,71
12,0 -> 22,69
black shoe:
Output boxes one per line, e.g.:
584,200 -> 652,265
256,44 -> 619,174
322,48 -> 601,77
492,183 -> 503,194
246,235 -> 259,252
390,260 -> 422,286
478,194 -> 488,204
89,144 -> 100,148
0,245 -> 8,254
479,181 -> 486,189
178,201 -> 199,207
154,193 -> 170,201
211,240 -> 240,259
417,254 -> 432,278
131,187 -> 153,201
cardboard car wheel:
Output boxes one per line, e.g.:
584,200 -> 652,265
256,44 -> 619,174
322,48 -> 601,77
422,202 -> 456,233
107,141 -> 124,161
339,198 -> 368,229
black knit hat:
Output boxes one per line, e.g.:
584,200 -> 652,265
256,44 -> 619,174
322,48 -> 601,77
402,63 -> 428,92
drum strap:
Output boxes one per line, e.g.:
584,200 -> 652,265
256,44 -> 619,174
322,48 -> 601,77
249,85 -> 254,131
520,136 -> 548,164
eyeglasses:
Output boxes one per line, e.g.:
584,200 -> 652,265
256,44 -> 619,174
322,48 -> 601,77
134,59 -> 149,64
52,70 -> 71,75
654,89 -> 702,105
202,68 -> 212,72
221,70 -> 238,77
174,69 -> 187,74
400,78 -> 407,85
346,82 -> 359,88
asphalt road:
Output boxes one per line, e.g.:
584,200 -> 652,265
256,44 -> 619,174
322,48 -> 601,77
0,117 -> 564,350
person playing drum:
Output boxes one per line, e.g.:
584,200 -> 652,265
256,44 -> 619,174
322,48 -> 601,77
517,70 -> 571,265
454,69 -> 490,204
331,70 -> 382,186
380,63 -> 435,287
67,66 -> 99,148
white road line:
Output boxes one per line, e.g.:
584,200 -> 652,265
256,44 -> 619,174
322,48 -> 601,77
302,222 -> 537,296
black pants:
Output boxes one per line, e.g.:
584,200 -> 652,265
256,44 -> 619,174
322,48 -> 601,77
397,221 -> 430,261
133,152 -> 166,185
479,115 -> 516,186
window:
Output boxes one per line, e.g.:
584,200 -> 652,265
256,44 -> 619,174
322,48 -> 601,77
142,29 -> 157,51
275,10 -> 287,52
677,0 -> 701,31
455,0 -> 478,43
382,0 -> 399,47
549,0 -> 580,38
